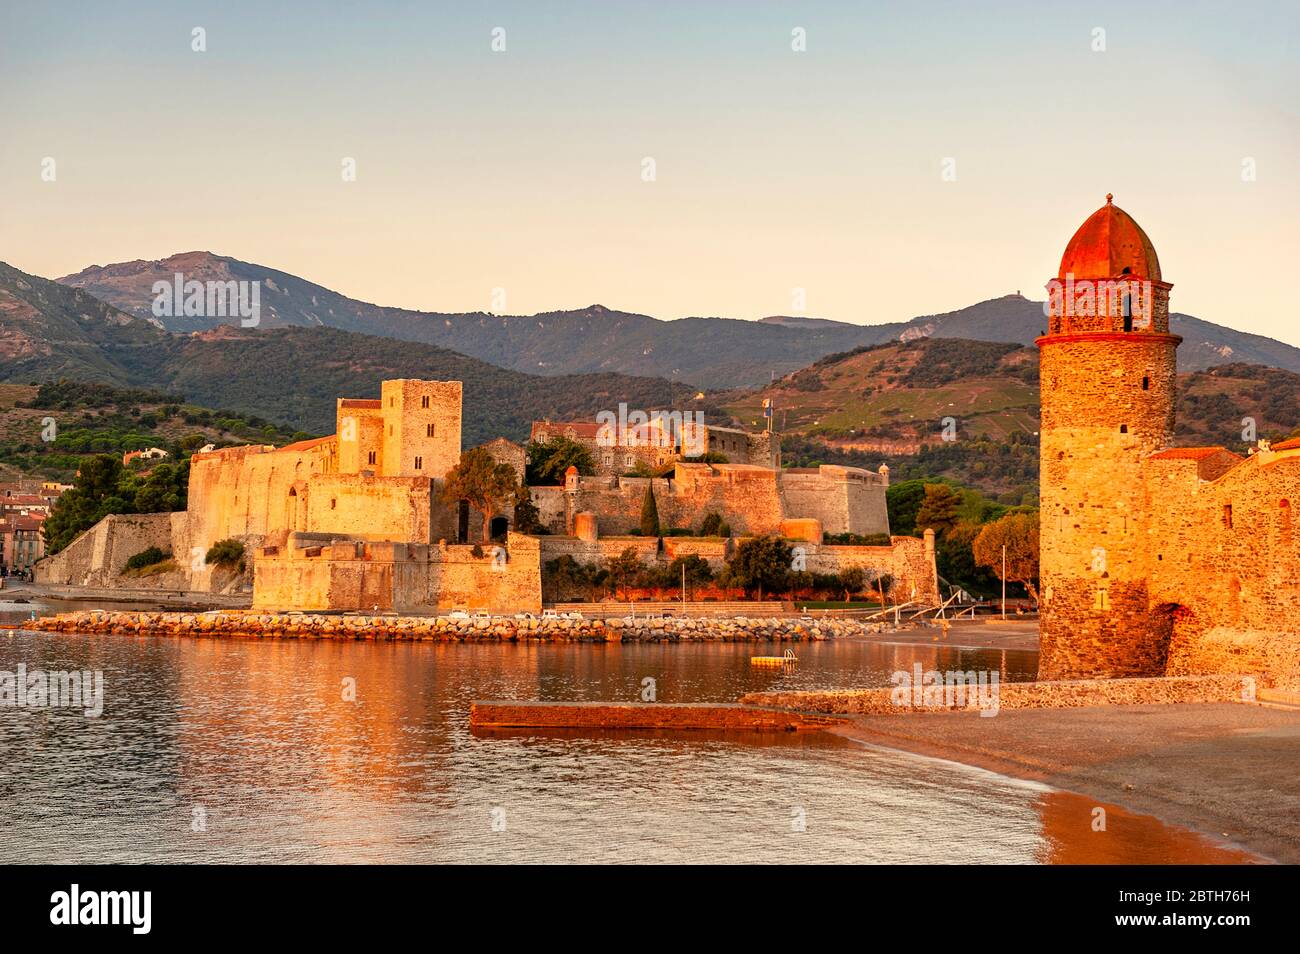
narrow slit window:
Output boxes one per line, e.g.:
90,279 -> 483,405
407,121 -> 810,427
1141,376 -> 1149,390
1223,504 -> 1233,529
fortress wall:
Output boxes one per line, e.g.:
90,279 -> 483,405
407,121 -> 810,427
1145,450 -> 1300,676
538,535 -> 729,571
539,535 -> 660,566
186,441 -> 337,555
420,534 -> 542,612
546,469 -> 784,537
528,465 -> 886,540
253,541 -> 398,612
799,535 -> 939,603
778,466 -> 889,537
35,513 -> 175,587
301,474 -> 433,544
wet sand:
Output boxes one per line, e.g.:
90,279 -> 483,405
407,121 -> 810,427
832,702 -> 1300,863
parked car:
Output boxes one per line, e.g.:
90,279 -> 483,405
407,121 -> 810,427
447,610 -> 471,620
541,609 -> 559,620
514,612 -> 536,621
472,610 -> 492,621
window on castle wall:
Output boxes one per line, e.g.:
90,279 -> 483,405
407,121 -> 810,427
415,456 -> 423,471
367,451 -> 376,465
330,499 -> 336,510
1119,424 -> 1128,434
426,423 -> 435,437
421,396 -> 429,409
1223,504 -> 1233,529
1142,376 -> 1149,390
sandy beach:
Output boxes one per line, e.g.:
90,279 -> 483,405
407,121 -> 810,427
832,701 -> 1300,863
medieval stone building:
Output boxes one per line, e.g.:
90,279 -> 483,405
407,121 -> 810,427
39,377 -> 936,612
1039,196 -> 1300,689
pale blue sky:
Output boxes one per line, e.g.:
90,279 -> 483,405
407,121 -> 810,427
2,1 -> 1297,342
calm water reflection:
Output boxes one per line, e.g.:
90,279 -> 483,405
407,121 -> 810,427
0,614 -> 1256,864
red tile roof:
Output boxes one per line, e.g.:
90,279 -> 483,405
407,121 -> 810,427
339,399 -> 382,409
277,435 -> 335,454
1272,436 -> 1300,451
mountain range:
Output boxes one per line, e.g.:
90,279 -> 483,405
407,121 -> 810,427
0,261 -> 718,445
58,252 -> 1300,387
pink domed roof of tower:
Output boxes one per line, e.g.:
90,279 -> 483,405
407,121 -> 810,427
1058,194 -> 1162,282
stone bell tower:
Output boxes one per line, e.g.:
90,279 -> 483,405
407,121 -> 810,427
1037,195 -> 1179,679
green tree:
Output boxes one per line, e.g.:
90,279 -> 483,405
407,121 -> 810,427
937,521 -> 1001,598
886,479 -> 929,536
726,535 -> 794,601
973,511 -> 1040,602
667,554 -> 714,599
512,484 -> 542,534
606,547 -> 643,600
639,484 -> 661,537
440,448 -> 519,541
41,455 -> 129,554
838,567 -> 866,602
915,483 -> 961,537
526,437 -> 595,485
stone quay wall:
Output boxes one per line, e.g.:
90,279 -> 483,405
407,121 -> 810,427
30,610 -> 875,642
469,701 -> 844,731
741,673 -> 1252,714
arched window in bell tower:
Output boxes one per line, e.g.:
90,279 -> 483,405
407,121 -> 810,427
1121,293 -> 1133,333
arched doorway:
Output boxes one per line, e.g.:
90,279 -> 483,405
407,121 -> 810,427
489,516 -> 509,540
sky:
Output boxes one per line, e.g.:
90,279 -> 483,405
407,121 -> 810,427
2,1 -> 1297,343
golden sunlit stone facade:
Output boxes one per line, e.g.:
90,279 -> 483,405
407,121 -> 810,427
1039,198 -> 1300,689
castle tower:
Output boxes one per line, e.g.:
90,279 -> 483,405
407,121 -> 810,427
1037,195 -> 1179,679
379,379 -> 462,479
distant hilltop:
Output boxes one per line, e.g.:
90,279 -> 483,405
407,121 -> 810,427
55,252 -> 1300,388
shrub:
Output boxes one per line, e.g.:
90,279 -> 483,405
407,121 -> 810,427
205,538 -> 245,567
124,546 -> 168,571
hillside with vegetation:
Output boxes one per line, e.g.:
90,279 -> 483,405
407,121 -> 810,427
725,338 -> 1300,503
0,380 -> 308,481
59,253 -> 1300,387
0,260 -> 725,448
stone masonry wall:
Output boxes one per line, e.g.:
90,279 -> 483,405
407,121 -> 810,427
1037,332 -> 1179,679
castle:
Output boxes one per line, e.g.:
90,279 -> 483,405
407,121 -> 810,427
38,378 -> 938,612
1039,196 -> 1300,689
